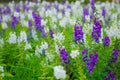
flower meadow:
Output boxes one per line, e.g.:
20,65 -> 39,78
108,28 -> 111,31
0,0 -> 120,80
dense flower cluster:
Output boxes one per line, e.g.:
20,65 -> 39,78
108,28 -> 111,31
0,0 -> 120,79
91,18 -> 102,43
74,25 -> 84,43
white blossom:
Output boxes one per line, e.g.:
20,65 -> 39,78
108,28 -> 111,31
0,66 -> 4,77
0,38 -> 4,47
24,42 -> 32,50
8,32 -> 17,44
35,46 -> 41,56
35,42 -> 48,56
70,50 -> 79,58
32,30 -> 38,41
57,12 -> 63,19
54,65 -> 66,79
53,32 -> 65,42
1,22 -> 8,29
18,31 -> 27,43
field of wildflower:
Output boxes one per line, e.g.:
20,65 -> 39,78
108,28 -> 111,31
0,0 -> 120,80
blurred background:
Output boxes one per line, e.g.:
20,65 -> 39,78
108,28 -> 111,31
0,0 -> 114,3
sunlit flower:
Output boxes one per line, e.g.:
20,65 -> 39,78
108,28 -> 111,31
54,65 -> 66,79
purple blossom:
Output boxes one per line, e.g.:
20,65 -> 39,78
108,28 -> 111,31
49,29 -> 54,38
15,5 -> 20,13
82,50 -> 98,74
105,71 -> 116,80
11,16 -> 18,29
59,48 -> 69,64
41,27 -> 46,37
32,11 -> 46,37
104,36 -> 110,46
22,4 -> 29,12
86,53 -> 98,74
83,8 -> 89,16
28,20 -> 33,35
82,49 -> 88,62
32,12 -> 42,30
91,18 -> 102,43
74,25 -> 84,43
110,49 -> 119,63
0,16 -> 2,23
90,0 -> 95,14
102,7 -> 106,18
62,9 -> 65,15
82,8 -> 89,23
4,5 -> 11,14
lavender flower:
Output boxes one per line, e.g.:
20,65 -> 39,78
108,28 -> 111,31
11,16 -> 18,29
0,16 -> 2,23
104,36 -> 110,46
15,5 -> 20,13
82,50 -> 98,74
110,49 -> 119,63
28,20 -> 33,35
90,0 -> 95,14
59,48 -> 69,64
41,27 -> 46,37
91,18 -> 102,43
83,8 -> 89,16
86,53 -> 98,74
105,71 -> 116,80
102,7 -> 106,18
82,49 -> 88,62
82,8 -> 89,23
74,25 -> 84,43
49,29 -> 54,38
32,11 -> 42,30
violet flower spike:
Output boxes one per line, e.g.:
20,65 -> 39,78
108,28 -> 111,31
59,48 -> 70,65
104,36 -> 110,46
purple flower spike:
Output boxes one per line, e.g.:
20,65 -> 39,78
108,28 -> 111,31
91,18 -> 102,43
110,49 -> 119,63
28,20 -> 33,35
87,53 -> 98,74
82,50 -> 98,74
104,36 -> 110,46
90,0 -> 95,14
74,25 -> 84,43
0,16 -> 2,23
82,49 -> 88,62
105,71 -> 116,80
59,48 -> 69,64
83,8 -> 89,16
102,7 -> 106,18
11,16 -> 18,29
49,29 -> 54,38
